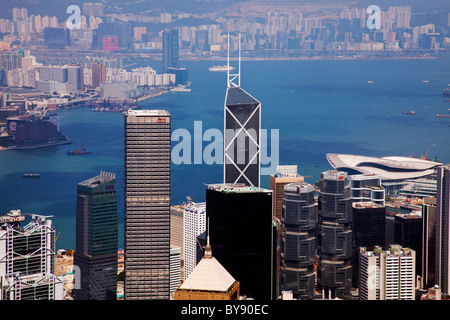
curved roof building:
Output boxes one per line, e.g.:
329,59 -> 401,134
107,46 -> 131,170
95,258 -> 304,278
326,153 -> 442,181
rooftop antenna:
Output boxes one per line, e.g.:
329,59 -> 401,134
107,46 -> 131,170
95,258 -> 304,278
204,218 -> 212,259
227,33 -> 241,88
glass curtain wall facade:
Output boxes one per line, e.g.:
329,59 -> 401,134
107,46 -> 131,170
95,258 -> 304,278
124,110 -> 171,300
281,182 -> 316,299
224,87 -> 261,187
206,184 -> 273,300
73,172 -> 118,300
318,170 -> 353,299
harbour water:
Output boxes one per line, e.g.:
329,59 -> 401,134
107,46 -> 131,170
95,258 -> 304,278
0,58 -> 449,250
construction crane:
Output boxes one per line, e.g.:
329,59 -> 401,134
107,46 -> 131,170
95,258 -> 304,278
55,231 -> 61,242
421,148 -> 430,160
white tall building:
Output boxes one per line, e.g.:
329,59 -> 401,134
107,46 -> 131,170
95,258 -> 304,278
170,246 -> 181,296
359,245 -> 416,300
183,200 -> 206,280
0,210 -> 64,300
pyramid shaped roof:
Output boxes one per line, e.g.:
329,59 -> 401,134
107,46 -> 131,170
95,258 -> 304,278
179,249 -> 236,292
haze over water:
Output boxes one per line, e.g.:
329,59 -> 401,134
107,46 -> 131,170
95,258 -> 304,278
0,58 -> 449,250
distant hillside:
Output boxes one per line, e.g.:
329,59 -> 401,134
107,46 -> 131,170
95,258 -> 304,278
0,0 -> 447,20
0,0 -> 246,19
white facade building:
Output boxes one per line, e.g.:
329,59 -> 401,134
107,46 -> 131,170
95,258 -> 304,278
183,200 -> 206,280
359,245 -> 416,300
0,210 -> 64,300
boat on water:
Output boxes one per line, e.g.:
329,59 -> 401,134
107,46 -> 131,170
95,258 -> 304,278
403,110 -> 416,115
170,86 -> 192,93
367,80 -> 374,84
67,145 -> 92,155
443,88 -> 450,97
23,173 -> 40,178
436,114 -> 450,118
209,65 -> 236,72
422,80 -> 429,83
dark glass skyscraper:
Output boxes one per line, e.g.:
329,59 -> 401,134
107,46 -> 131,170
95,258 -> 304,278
317,170 -> 353,299
162,29 -> 179,73
224,87 -> 261,187
73,172 -> 118,300
351,202 -> 386,288
435,165 -> 450,293
206,184 -> 273,300
281,182 -> 316,299
124,110 -> 171,300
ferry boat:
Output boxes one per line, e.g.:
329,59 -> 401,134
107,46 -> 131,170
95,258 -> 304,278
23,173 -> 40,178
402,110 -> 416,115
170,86 -> 192,93
209,65 -> 236,72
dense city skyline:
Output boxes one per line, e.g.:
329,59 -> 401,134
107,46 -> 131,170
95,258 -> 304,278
0,0 -> 449,314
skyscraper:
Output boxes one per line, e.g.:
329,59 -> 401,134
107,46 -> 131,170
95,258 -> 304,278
124,110 -> 171,300
224,36 -> 261,187
422,196 -> 437,289
206,183 -> 273,300
162,29 -> 179,73
73,172 -> 118,300
183,200 -> 206,280
352,201 -> 386,287
92,62 -> 106,88
270,165 -> 304,222
317,170 -> 353,299
0,210 -> 64,300
281,182 -> 316,299
436,165 -> 450,294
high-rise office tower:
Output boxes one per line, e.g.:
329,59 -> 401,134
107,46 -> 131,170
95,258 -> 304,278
352,202 -> 386,287
281,182 -> 316,300
359,245 -> 416,300
73,172 -> 118,300
206,184 -> 273,300
162,29 -> 179,73
349,174 -> 385,207
124,110 -> 171,300
317,170 -> 353,299
224,35 -> 261,187
270,165 -> 304,222
0,210 -> 64,300
183,200 -> 206,280
393,212 -> 422,276
422,197 -> 437,289
436,165 -> 450,293
92,62 -> 106,88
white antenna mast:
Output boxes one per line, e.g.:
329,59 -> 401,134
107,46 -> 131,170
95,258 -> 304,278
227,33 -> 241,88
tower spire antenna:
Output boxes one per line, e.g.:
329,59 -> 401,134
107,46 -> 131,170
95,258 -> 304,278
227,33 -> 241,88
238,32 -> 241,87
204,218 -> 212,259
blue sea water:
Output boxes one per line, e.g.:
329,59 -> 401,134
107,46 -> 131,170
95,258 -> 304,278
0,58 -> 449,250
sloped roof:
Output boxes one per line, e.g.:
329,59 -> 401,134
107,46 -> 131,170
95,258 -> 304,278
226,87 -> 259,106
179,256 -> 236,292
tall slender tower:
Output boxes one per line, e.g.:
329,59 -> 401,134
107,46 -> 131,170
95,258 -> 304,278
224,34 -> 261,187
317,170 -> 353,299
162,29 -> 179,73
436,164 -> 450,293
74,171 -> 118,300
281,182 -> 316,299
124,110 -> 171,300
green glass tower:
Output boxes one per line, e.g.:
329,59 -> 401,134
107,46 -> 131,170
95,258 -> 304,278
73,171 -> 118,300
